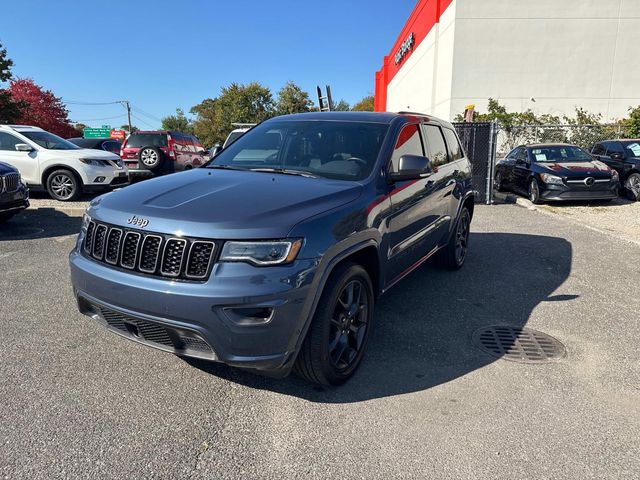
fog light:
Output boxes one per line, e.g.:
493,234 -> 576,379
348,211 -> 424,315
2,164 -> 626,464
224,307 -> 275,325
93,176 -> 106,183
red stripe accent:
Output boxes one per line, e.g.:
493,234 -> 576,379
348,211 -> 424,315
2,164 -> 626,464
374,0 -> 454,112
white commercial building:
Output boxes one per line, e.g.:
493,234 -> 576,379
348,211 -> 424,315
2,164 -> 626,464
374,0 -> 640,121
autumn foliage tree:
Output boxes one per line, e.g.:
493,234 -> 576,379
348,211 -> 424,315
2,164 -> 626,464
0,41 -> 25,124
8,78 -> 79,138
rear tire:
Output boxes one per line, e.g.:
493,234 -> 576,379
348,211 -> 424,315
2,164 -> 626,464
139,146 -> 165,172
435,206 -> 471,270
624,172 -> 640,201
294,262 -> 374,386
46,169 -> 81,201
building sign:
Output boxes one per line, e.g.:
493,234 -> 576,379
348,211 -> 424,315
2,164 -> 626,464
394,32 -> 415,65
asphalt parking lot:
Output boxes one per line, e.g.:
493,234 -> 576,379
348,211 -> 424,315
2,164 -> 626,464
1,205 -> 638,479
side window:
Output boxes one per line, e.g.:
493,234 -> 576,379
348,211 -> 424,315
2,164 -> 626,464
516,148 -> 528,161
0,132 -> 23,151
606,142 -> 624,156
506,148 -> 519,160
591,143 -> 606,155
443,128 -> 464,161
390,124 -> 424,172
102,141 -> 121,154
422,124 -> 449,167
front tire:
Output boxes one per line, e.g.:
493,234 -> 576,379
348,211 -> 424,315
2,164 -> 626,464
528,178 -> 542,204
294,262 -> 374,386
624,172 -> 640,201
46,169 -> 81,201
495,171 -> 505,192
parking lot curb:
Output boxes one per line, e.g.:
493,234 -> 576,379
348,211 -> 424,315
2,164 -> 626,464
28,206 -> 85,218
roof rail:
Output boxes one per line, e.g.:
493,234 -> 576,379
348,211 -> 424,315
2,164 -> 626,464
1,124 -> 42,130
231,123 -> 257,128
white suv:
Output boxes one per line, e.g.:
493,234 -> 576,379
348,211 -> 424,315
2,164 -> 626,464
0,125 -> 128,201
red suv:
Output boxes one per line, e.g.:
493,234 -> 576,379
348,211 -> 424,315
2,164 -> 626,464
120,131 -> 209,176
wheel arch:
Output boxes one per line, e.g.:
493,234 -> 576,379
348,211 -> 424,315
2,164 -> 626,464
41,165 -> 83,186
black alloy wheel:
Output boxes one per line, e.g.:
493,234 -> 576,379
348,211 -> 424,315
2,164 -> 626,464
294,262 -> 374,385
625,173 -> 640,201
495,171 -> 505,192
454,208 -> 471,267
528,178 -> 541,204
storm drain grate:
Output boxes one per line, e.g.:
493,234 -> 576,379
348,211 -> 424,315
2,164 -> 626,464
472,326 -> 566,363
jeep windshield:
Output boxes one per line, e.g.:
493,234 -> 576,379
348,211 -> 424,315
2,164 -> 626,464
208,120 -> 389,181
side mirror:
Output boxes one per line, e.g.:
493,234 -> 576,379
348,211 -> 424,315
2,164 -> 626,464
15,143 -> 34,152
609,152 -> 623,160
388,154 -> 432,182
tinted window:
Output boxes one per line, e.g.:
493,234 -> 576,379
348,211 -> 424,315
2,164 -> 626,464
422,124 -> 448,167
443,128 -> 463,161
0,132 -> 23,151
211,120 -> 388,181
390,124 -> 424,172
102,141 -> 121,154
591,143 -> 606,155
515,148 -> 528,161
606,142 -> 624,156
20,131 -> 80,150
125,134 -> 167,148
224,131 -> 245,148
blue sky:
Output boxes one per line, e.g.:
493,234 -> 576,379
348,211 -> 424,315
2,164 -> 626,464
2,0 -> 414,129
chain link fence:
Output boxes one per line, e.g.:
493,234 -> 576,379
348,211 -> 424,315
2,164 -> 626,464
454,122 -> 497,204
495,124 -> 628,157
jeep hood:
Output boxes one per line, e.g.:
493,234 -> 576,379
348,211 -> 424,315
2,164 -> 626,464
89,169 -> 363,238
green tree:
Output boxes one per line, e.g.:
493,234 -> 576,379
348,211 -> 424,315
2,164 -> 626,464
276,81 -> 313,115
161,108 -> 194,133
624,106 -> 640,138
332,99 -> 350,111
191,82 -> 275,145
352,95 -> 374,112
120,124 -> 139,133
0,41 -> 24,124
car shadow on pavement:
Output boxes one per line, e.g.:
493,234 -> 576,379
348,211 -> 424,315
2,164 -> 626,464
187,231 -> 573,403
0,208 -> 82,241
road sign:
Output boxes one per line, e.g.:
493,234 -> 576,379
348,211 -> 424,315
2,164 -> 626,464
110,129 -> 126,140
83,127 -> 111,138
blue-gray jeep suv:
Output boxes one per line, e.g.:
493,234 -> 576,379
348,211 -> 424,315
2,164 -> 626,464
69,112 -> 474,385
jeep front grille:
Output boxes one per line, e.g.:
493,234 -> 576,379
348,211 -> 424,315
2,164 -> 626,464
83,220 -> 217,281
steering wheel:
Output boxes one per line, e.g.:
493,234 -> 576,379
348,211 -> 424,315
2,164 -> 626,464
347,157 -> 368,169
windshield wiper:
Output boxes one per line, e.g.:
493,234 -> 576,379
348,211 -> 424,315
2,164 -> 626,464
206,164 -> 248,171
249,167 -> 319,178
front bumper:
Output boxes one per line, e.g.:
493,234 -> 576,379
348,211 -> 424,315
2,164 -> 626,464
540,181 -> 619,201
69,249 -> 318,372
0,183 -> 29,214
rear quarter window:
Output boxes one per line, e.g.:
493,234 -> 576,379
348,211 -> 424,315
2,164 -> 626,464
125,134 -> 168,148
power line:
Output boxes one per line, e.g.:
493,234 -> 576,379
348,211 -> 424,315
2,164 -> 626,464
130,103 -> 163,122
72,114 -> 127,122
64,100 -> 126,106
130,113 -> 157,129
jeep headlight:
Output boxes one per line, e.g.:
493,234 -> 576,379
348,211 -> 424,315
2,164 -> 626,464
540,173 -> 564,185
81,212 -> 91,233
220,239 -> 302,266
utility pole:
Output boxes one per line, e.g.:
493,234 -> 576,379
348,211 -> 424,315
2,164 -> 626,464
118,100 -> 132,133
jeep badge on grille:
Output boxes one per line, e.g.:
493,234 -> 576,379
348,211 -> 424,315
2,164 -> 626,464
127,215 -> 149,228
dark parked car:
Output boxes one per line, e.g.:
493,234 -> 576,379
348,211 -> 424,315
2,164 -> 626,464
495,144 -> 619,204
69,112 -> 474,385
68,137 -> 122,155
0,161 -> 29,223
119,131 -> 209,177
591,140 -> 640,201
